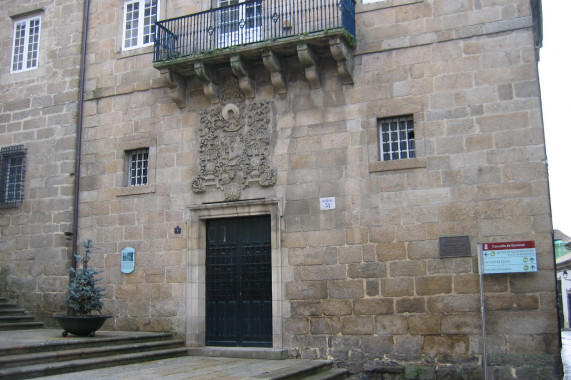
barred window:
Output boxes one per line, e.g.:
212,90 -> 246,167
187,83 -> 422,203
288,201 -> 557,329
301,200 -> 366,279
0,145 -> 26,208
378,115 -> 415,161
127,148 -> 149,186
123,0 -> 159,50
11,16 -> 41,73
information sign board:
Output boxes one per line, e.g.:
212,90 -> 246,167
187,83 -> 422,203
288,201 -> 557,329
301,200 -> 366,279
121,247 -> 135,274
480,241 -> 537,274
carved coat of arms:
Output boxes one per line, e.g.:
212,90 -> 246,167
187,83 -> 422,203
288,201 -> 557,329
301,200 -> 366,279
192,100 -> 277,201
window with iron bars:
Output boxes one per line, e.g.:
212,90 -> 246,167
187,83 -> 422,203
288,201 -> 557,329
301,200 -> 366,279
0,145 -> 26,208
127,148 -> 149,186
378,115 -> 416,161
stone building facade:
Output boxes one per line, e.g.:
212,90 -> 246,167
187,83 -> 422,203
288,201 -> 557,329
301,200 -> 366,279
0,0 -> 83,321
1,0 -> 562,378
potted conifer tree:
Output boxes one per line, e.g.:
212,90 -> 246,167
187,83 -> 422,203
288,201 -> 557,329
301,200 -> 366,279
53,239 -> 110,337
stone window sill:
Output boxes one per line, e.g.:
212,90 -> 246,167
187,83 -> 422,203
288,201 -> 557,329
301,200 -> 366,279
369,157 -> 426,173
115,184 -> 156,197
357,0 -> 423,13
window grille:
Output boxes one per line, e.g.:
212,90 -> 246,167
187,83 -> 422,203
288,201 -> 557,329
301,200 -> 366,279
11,16 -> 41,73
378,115 -> 416,161
123,0 -> 159,50
0,145 -> 26,208
127,148 -> 149,186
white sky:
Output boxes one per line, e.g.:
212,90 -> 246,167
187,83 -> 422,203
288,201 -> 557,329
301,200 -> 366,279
538,1 -> 571,236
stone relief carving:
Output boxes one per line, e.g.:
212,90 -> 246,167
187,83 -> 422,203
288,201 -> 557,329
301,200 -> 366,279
219,73 -> 245,105
191,99 -> 277,201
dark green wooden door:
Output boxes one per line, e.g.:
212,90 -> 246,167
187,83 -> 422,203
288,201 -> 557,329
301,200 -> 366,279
205,215 -> 272,347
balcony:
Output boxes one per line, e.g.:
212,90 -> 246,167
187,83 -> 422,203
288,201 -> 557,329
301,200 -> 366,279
153,0 -> 356,106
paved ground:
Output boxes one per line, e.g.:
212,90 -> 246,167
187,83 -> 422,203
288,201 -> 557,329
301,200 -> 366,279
39,356 -> 323,379
562,330 -> 571,379
0,329 -> 332,380
4,329 -> 571,379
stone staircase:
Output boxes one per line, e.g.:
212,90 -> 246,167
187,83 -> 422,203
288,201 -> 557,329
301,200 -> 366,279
0,298 -> 346,379
0,296 -> 44,331
187,347 -> 348,379
261,361 -> 349,379
0,332 -> 347,380
0,331 -> 187,379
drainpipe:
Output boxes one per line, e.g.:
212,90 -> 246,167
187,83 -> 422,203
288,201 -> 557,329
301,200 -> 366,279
71,0 -> 90,272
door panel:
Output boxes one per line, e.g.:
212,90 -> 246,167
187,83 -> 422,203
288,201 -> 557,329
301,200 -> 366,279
217,0 -> 262,48
206,215 -> 272,347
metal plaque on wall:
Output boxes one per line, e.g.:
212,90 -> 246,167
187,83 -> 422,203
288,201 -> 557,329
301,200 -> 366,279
439,235 -> 471,258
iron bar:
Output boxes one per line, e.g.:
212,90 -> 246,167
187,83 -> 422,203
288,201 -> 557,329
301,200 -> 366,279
154,0 -> 355,63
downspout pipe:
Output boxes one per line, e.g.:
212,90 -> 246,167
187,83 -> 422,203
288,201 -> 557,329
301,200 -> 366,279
72,0 -> 90,272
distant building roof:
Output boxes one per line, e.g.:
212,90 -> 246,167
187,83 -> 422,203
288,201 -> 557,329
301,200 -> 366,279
554,229 -> 571,242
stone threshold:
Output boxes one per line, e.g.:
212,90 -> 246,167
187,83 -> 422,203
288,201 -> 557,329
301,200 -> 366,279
187,346 -> 289,360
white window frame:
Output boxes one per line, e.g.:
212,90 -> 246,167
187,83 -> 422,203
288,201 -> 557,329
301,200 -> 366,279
122,0 -> 160,51
217,0 -> 262,48
378,115 -> 416,161
10,16 -> 41,73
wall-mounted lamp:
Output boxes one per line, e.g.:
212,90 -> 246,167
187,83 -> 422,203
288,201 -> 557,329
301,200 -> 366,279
563,270 -> 569,280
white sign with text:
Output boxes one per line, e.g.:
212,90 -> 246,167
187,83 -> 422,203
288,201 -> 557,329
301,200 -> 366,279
320,197 -> 336,210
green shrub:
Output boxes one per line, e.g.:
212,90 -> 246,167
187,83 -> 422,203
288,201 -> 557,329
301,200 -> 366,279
65,239 -> 106,316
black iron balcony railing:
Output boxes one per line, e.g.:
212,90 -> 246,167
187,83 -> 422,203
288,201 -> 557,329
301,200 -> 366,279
154,0 -> 355,64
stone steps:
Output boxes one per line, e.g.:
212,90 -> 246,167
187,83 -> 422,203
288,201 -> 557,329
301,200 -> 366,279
0,308 -> 27,315
0,322 -> 46,331
261,359 -> 348,380
0,297 -> 347,379
301,368 -> 349,380
0,296 -> 44,331
187,347 -> 348,379
0,339 -> 186,369
0,331 -> 187,379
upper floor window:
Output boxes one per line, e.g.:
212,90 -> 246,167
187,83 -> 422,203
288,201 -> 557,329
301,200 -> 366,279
0,145 -> 26,208
127,148 -> 149,186
11,16 -> 41,73
378,115 -> 416,161
123,0 -> 159,50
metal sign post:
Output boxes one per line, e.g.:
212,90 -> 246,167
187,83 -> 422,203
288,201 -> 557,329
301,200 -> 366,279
477,244 -> 489,380
477,240 -> 538,380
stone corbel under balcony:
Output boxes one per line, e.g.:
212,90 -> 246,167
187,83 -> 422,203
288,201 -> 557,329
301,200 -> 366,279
153,30 -> 355,104
194,62 -> 219,104
230,55 -> 255,98
297,42 -> 320,89
329,36 -> 354,85
262,49 -> 287,95
160,69 -> 187,108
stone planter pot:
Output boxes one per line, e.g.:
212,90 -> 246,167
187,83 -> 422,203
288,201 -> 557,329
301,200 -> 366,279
53,315 -> 111,337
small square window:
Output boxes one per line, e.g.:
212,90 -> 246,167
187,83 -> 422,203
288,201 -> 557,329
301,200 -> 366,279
378,115 -> 415,161
127,148 -> 149,186
11,16 -> 41,73
0,145 -> 26,208
123,0 -> 159,50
